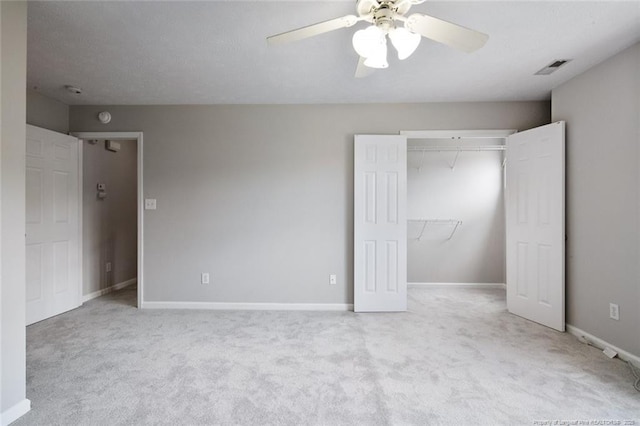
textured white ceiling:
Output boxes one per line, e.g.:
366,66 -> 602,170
27,1 -> 640,105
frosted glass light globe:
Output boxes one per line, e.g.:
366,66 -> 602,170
389,27 -> 421,60
352,25 -> 386,59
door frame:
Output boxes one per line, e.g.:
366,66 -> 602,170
399,128 -> 517,289
72,132 -> 144,309
400,129 -> 517,139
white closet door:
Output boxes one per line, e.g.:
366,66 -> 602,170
26,125 -> 81,325
354,135 -> 407,312
506,121 -> 565,331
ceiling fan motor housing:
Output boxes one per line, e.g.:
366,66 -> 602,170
357,0 -> 412,19
373,5 -> 396,31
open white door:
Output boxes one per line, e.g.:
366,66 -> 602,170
354,135 -> 407,312
26,125 -> 81,325
506,121 -> 565,331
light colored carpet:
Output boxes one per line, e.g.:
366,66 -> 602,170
15,286 -> 639,425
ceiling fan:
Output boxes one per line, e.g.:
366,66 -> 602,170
267,0 -> 489,77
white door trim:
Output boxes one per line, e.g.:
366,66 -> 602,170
72,132 -> 144,309
78,138 -> 84,307
400,129 -> 517,139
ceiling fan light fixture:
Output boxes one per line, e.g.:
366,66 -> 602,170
352,25 -> 386,59
267,0 -> 490,77
389,27 -> 421,60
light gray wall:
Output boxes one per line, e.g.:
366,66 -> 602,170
552,42 -> 640,356
408,138 -> 505,284
69,102 -> 549,304
1,0 -> 28,418
83,140 -> 137,296
26,88 -> 69,134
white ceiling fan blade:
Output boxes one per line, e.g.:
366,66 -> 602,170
267,15 -> 359,45
355,56 -> 375,78
405,13 -> 488,53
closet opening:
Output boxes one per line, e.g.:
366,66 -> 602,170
354,124 -> 565,328
402,130 -> 515,290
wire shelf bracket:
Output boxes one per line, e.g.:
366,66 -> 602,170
408,219 -> 462,241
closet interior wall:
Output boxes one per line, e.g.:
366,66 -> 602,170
407,138 -> 506,284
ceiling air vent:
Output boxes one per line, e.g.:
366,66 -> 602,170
535,59 -> 571,75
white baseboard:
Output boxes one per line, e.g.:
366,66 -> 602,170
566,324 -> 640,368
83,278 -> 137,303
141,301 -> 353,312
408,282 -> 506,289
1,399 -> 31,426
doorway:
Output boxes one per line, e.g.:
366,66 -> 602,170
403,130 -> 514,287
81,138 -> 138,307
73,132 -> 144,309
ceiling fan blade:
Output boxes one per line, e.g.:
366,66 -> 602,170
267,15 -> 359,45
355,56 -> 375,78
405,13 -> 488,53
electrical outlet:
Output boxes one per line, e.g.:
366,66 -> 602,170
144,199 -> 157,210
105,262 -> 112,273
609,303 -> 619,321
201,272 -> 210,285
330,274 -> 337,285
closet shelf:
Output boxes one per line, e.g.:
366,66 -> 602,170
408,145 -> 506,171
408,145 -> 506,152
408,219 -> 462,241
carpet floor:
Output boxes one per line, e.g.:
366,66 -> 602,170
15,285 -> 639,425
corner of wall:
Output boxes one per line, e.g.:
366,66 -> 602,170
1,0 -> 29,420
0,0 -> 4,416
551,42 -> 640,358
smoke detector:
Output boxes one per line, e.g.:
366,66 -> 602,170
98,111 -> 112,124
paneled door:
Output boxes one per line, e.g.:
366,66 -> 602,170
506,121 -> 565,331
26,125 -> 81,325
354,135 -> 407,312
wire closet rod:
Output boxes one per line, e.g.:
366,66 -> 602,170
408,145 -> 506,152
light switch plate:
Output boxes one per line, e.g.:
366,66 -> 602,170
144,199 -> 157,210
609,303 -> 619,320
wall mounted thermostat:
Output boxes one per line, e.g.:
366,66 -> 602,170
97,183 -> 107,200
